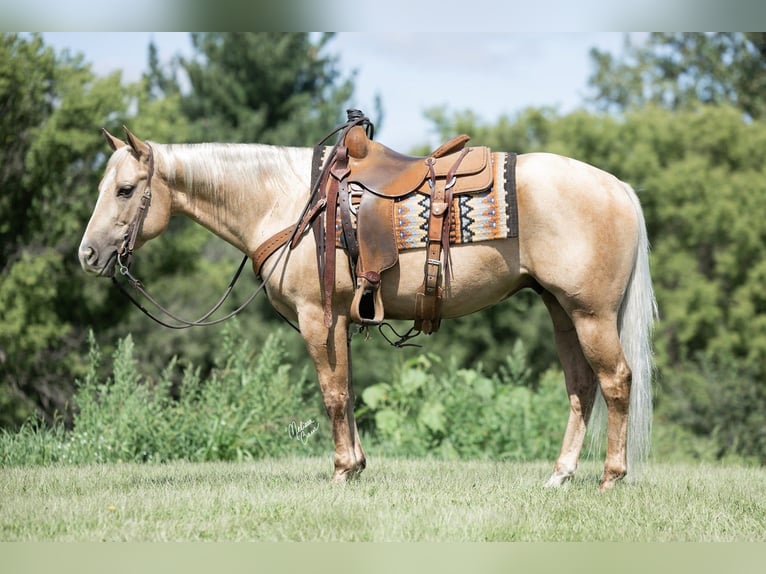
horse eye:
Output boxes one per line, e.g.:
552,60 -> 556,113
117,185 -> 135,198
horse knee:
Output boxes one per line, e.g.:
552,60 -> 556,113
322,390 -> 349,419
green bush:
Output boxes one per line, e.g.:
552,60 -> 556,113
654,352 -> 765,465
0,321 -> 327,466
1,331 -> 571,466
7,322 -> 757,468
358,340 -> 569,461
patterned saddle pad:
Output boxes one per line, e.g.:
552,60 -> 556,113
337,152 -> 518,251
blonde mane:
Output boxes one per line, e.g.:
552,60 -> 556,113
152,142 -> 310,220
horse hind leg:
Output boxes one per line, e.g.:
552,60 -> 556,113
569,311 -> 632,491
542,291 -> 598,487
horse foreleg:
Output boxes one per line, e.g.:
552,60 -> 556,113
300,308 -> 366,481
542,292 -> 598,487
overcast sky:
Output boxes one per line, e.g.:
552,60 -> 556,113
42,32 -> 634,150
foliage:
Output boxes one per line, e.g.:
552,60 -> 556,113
0,250 -> 78,425
0,34 -> 55,264
0,321 -> 325,466
358,341 -> 569,461
165,32 -> 354,145
1,330 -> 574,466
655,352 -> 765,464
0,323 -> 738,467
0,33 -> 132,423
588,33 -> 766,120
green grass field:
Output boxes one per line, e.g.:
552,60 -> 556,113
2,457 -> 764,542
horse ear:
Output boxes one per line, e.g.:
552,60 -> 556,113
102,128 -> 126,151
122,126 -> 151,159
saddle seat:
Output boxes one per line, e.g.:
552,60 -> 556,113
345,126 -> 476,197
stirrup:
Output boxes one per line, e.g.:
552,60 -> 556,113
350,277 -> 385,325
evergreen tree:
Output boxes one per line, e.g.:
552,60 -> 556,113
175,32 -> 354,144
0,34 -> 130,424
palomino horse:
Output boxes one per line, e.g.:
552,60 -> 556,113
79,127 -> 656,491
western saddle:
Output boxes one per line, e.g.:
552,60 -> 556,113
253,111 -> 495,337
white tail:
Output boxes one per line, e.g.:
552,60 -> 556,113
619,183 -> 658,469
590,183 -> 657,474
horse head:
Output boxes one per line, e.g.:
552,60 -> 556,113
78,128 -> 171,277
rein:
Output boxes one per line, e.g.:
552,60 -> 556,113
112,142 -> 277,329
111,113 -> 373,330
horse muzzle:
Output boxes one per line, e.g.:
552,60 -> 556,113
78,240 -> 117,277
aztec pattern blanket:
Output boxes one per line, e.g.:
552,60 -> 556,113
393,151 -> 518,250
336,151 -> 518,251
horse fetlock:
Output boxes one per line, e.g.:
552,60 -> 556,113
332,455 -> 366,482
599,468 -> 627,492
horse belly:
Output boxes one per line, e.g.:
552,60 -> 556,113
379,239 -> 525,319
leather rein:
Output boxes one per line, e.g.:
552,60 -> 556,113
111,142 -> 274,329
111,116 -> 370,330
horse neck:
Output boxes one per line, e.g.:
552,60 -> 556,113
154,143 -> 313,254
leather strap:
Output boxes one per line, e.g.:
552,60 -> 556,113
252,226 -> 295,276
252,192 -> 327,277
322,147 -> 350,327
441,147 -> 470,282
116,144 -> 155,271
415,158 -> 444,334
338,180 -> 358,261
414,148 -> 472,334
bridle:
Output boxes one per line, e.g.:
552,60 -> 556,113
111,142 -> 275,329
109,113 -> 371,331
115,145 -> 154,274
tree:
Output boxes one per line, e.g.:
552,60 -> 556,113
166,33 -> 355,145
0,33 -> 361,428
588,33 -> 766,120
0,34 -> 55,266
0,34 -> 130,424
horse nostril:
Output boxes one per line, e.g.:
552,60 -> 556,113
79,243 -> 99,266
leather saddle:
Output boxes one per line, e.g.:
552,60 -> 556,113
251,117 -> 498,336
336,125 -> 495,333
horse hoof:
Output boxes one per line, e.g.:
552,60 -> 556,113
544,468 -> 574,488
598,480 -> 615,492
598,471 -> 626,492
332,461 -> 366,482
